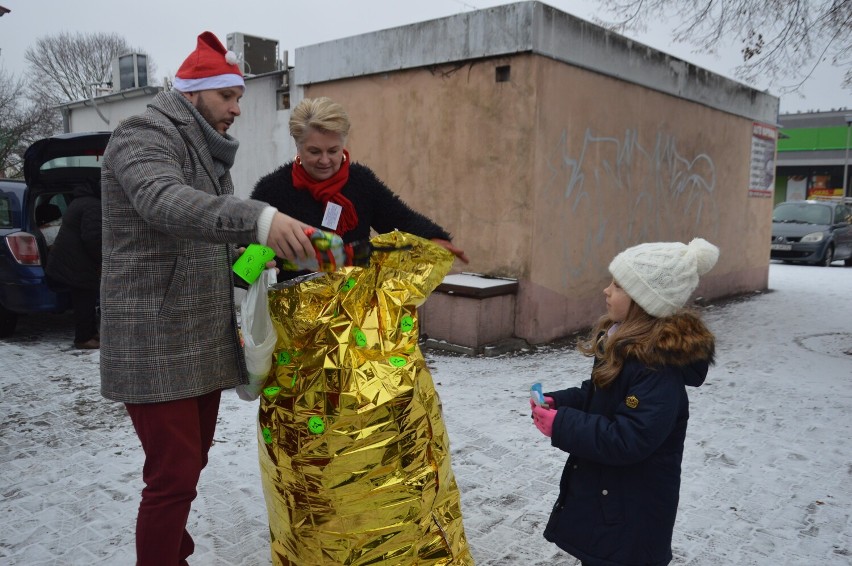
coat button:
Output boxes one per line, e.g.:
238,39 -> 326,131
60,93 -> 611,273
602,489 -> 608,496
573,465 -> 578,469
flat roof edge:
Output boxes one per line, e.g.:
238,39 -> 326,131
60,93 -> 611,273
295,1 -> 777,123
56,85 -> 164,111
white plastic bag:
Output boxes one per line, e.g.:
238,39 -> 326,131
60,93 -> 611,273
236,268 -> 277,401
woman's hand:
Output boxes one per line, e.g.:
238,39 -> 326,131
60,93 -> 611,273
431,238 -> 470,264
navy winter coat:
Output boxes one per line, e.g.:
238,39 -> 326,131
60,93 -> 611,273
543,312 -> 715,566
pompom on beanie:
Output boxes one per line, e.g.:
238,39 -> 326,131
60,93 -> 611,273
173,31 -> 244,92
608,238 -> 720,318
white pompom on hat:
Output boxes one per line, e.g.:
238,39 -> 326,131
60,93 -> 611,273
608,238 -> 720,318
172,31 -> 244,92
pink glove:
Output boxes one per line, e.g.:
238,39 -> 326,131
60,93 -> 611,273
529,396 -> 555,410
532,405 -> 556,437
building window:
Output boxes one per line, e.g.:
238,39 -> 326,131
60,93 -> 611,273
496,65 -> 510,83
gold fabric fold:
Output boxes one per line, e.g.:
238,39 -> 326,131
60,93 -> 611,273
258,231 -> 474,565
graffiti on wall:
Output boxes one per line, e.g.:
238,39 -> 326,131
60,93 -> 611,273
543,127 -> 719,279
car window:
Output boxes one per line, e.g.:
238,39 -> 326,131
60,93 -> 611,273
835,206 -> 852,224
40,154 -> 103,171
805,206 -> 831,224
772,205 -> 795,222
773,203 -> 832,224
35,193 -> 70,214
0,194 -> 12,228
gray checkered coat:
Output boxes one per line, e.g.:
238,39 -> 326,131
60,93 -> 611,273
100,91 -> 268,403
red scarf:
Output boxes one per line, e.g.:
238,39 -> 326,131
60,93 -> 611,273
291,149 -> 358,235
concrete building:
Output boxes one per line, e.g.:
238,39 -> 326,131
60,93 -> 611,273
61,1 -> 779,348
774,110 -> 852,204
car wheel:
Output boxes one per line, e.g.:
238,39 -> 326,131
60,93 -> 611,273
0,304 -> 18,338
818,245 -> 834,267
845,256 -> 852,267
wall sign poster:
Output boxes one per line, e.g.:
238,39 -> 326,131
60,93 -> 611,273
786,175 -> 807,201
749,122 -> 778,198
808,174 -> 843,198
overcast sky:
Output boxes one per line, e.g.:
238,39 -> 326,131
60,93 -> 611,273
0,0 -> 849,116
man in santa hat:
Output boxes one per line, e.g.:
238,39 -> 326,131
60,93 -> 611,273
99,31 -> 312,565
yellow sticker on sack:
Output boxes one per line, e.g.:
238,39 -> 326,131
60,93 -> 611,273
625,395 -> 639,409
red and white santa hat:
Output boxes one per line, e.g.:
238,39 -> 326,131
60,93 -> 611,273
173,31 -> 244,92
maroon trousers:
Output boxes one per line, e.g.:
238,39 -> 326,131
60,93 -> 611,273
125,389 -> 222,566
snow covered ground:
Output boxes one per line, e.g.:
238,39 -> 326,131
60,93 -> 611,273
1,262 -> 850,565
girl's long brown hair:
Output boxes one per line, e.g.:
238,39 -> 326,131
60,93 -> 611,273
578,300 -> 659,388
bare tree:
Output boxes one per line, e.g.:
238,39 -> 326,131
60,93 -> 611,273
1,32 -> 159,177
24,31 -> 157,107
0,67 -> 56,179
591,0 -> 852,94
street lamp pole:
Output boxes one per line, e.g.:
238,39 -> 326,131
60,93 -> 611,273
844,114 -> 852,199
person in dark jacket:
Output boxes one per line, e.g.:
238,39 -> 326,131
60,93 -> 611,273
45,181 -> 102,349
530,238 -> 720,566
250,96 -> 468,281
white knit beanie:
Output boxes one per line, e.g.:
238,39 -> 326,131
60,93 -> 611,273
608,238 -> 720,318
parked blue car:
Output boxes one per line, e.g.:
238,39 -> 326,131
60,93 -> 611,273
0,131 -> 111,337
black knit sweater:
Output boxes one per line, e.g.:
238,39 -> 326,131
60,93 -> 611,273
250,161 -> 452,279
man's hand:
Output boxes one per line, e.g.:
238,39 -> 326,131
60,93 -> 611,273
266,213 -> 314,261
236,246 -> 278,271
431,238 -> 470,264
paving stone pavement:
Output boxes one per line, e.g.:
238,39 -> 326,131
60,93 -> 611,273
2,264 -> 851,566
0,313 -> 568,566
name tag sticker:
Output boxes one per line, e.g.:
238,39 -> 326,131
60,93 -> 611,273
322,202 -> 342,231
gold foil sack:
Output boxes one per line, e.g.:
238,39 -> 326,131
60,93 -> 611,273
257,231 -> 474,565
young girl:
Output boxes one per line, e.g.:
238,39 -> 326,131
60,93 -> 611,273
531,238 -> 719,566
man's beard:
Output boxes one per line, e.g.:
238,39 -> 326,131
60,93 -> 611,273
194,94 -> 223,134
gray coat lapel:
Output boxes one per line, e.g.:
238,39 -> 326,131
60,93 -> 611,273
175,122 -> 223,196
152,93 -> 224,196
